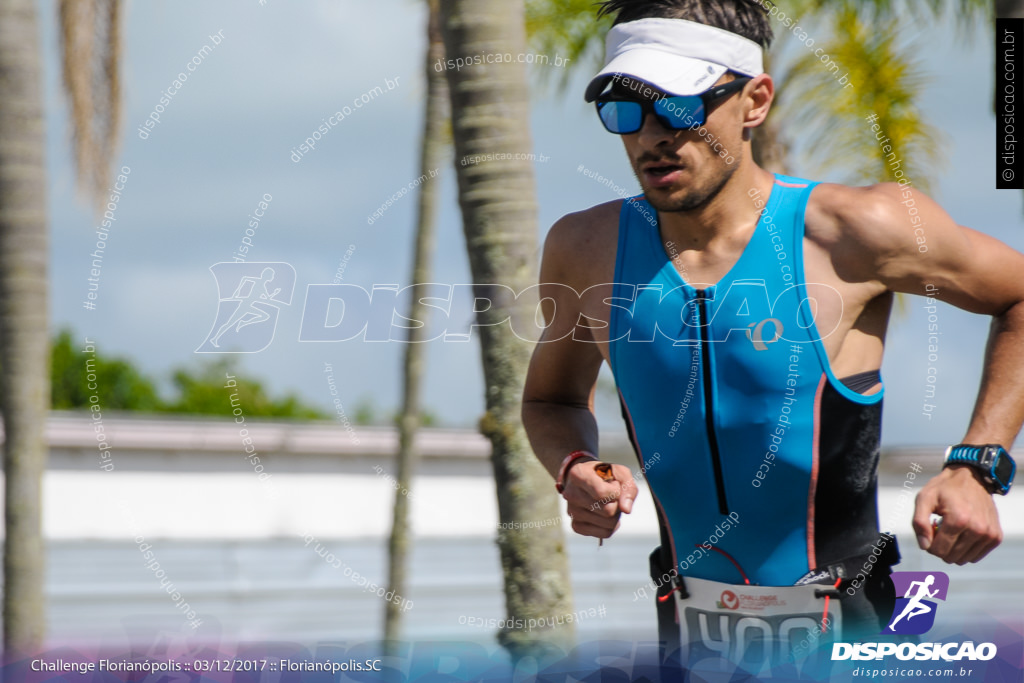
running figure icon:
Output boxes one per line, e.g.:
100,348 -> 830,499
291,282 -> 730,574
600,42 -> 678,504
888,574 -> 940,631
210,267 -> 281,348
196,261 -> 296,354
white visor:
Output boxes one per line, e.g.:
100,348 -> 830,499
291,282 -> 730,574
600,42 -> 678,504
584,18 -> 765,102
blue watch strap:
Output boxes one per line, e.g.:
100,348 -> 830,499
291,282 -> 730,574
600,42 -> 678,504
946,445 -> 986,465
944,444 -> 1014,494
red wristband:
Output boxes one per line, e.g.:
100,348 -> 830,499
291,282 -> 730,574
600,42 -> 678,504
555,450 -> 597,493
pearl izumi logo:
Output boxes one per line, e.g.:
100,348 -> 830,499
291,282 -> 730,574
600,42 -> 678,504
832,571 -> 998,662
746,317 -> 784,350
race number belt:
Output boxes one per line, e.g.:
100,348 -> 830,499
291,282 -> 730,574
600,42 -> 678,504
674,577 -> 840,675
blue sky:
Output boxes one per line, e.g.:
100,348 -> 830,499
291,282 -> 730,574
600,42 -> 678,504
42,1 -> 1023,446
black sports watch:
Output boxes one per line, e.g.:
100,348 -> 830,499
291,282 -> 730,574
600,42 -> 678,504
943,444 -> 1016,495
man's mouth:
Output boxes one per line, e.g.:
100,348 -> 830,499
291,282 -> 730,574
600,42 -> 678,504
641,162 -> 685,187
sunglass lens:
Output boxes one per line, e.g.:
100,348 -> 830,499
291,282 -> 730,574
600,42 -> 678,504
598,100 -> 642,134
656,96 -> 704,129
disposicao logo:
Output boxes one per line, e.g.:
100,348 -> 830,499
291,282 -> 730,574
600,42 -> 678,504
196,262 -> 296,353
831,571 -> 997,662
884,571 -> 949,635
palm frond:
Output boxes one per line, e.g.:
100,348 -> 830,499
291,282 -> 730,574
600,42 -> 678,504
776,0 -> 987,40
524,0 -> 611,89
58,0 -> 122,213
776,7 -> 944,192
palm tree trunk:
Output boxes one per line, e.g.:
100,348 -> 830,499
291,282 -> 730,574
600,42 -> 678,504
383,0 -> 448,649
0,0 -> 50,655
439,0 -> 574,657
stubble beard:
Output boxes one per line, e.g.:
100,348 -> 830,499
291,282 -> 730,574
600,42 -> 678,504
635,158 -> 738,214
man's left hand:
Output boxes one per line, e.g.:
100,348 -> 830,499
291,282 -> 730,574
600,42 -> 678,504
913,465 -> 1003,565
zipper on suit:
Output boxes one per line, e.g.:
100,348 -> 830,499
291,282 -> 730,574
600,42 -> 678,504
696,288 -> 729,515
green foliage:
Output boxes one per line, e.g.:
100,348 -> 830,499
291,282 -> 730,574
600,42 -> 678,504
783,0 -> 988,38
51,329 -> 162,411
354,396 -> 379,425
750,0 -> 985,184
49,327 -> 327,419
163,357 -> 326,419
776,6 -> 944,190
525,0 -> 612,88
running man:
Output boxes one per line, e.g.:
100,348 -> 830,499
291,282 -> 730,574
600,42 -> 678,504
210,267 -> 281,347
888,574 -> 939,631
521,0 -> 1021,650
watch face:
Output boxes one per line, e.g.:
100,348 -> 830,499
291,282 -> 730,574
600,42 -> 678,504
994,453 -> 1015,488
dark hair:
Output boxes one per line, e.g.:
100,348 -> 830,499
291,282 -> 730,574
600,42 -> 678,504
597,0 -> 773,49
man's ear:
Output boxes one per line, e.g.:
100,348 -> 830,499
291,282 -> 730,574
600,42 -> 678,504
744,73 -> 774,129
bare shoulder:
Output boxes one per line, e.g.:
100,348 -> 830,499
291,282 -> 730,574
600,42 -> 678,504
805,182 -> 924,253
541,199 -> 623,290
804,181 -> 954,285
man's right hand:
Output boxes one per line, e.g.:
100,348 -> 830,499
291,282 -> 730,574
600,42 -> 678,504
561,460 -> 638,541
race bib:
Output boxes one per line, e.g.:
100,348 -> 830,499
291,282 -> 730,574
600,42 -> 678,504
674,577 -> 841,676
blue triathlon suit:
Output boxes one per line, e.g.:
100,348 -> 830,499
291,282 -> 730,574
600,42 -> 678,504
608,173 -> 897,630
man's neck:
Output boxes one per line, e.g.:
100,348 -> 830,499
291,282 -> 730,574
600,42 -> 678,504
656,165 -> 776,250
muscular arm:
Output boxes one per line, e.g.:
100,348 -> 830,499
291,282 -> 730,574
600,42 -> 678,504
521,213 -> 637,539
521,301 -> 603,479
825,183 -> 1024,564
960,304 -> 1024,447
